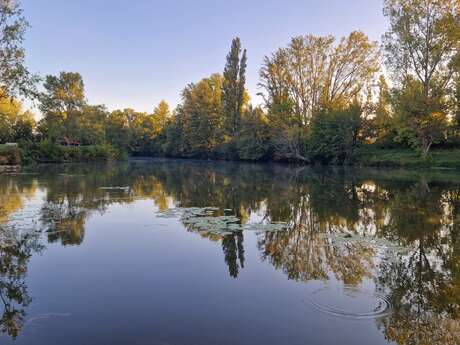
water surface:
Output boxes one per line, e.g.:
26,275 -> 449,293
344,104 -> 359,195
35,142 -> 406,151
1,160 -> 459,345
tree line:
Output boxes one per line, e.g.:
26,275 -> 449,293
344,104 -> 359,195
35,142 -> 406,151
0,0 -> 459,163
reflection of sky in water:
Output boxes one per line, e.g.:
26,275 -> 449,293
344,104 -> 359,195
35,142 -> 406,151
0,161 -> 459,345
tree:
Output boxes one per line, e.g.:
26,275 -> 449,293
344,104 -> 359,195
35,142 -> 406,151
152,100 -> 170,135
391,76 -> 449,155
146,100 -> 171,154
178,74 -> 223,156
259,31 -> 379,161
0,96 -> 34,143
106,109 -> 132,151
222,37 -> 247,137
162,108 -> 187,157
309,104 -> 363,163
260,32 -> 379,126
106,108 -> 154,153
0,0 -> 38,99
39,72 -> 86,141
383,0 -> 460,155
74,104 -> 108,145
454,74 -> 460,129
237,106 -> 272,160
370,75 -> 395,145
383,0 -> 460,97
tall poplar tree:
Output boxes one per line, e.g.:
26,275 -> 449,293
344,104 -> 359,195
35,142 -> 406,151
222,37 -> 247,137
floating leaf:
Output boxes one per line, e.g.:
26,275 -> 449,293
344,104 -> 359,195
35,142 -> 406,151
156,207 -> 288,234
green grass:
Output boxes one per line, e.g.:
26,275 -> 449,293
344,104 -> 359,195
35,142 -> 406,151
357,148 -> 460,168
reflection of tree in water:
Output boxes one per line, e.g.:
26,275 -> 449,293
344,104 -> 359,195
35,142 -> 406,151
41,180 -> 104,246
0,176 -> 43,338
2,162 -> 460,343
38,164 -> 172,245
375,183 -> 460,345
153,162 -> 270,278
42,199 -> 88,246
0,176 -> 37,224
258,172 -> 377,285
256,170 -> 460,344
222,232 -> 245,278
0,226 -> 43,339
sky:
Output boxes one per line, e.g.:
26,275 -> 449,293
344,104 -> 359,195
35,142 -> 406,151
22,0 -> 388,113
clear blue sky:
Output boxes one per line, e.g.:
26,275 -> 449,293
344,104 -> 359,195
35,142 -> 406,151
23,0 -> 387,113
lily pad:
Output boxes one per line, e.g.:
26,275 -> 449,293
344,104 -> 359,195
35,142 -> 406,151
156,207 -> 288,234
325,232 -> 414,259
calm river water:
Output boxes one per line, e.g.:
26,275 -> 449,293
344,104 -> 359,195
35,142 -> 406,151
0,159 -> 459,345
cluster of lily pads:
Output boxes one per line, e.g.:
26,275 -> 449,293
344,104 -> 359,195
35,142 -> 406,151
157,206 -> 287,235
323,232 -> 412,260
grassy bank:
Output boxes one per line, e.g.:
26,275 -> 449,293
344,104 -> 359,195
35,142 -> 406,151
18,141 -> 126,164
5,141 -> 460,169
356,148 -> 460,168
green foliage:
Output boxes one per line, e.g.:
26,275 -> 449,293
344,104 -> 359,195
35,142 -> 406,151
0,144 -> 20,164
455,75 -> 460,129
222,37 -> 248,137
38,72 -> 86,141
383,0 -> 459,156
390,77 -> 449,156
74,105 -> 108,145
309,105 -> 363,164
174,74 -> 224,157
5,4 -> 460,167
0,0 -> 39,100
19,140 -> 122,163
236,107 -> 272,161
383,0 -> 459,89
160,116 -> 183,157
260,32 -> 379,126
259,31 -> 379,161
152,100 -> 170,135
105,108 -> 132,151
368,75 -> 397,146
0,97 -> 34,143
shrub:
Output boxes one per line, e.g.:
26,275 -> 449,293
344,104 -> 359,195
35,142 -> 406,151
0,144 -> 21,165
308,105 -> 363,164
18,141 -> 124,163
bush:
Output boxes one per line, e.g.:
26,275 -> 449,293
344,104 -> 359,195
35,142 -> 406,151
236,109 -> 272,161
0,144 -> 21,165
18,141 -> 125,163
308,105 -> 362,164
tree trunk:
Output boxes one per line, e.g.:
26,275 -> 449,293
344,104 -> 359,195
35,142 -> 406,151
421,136 -> 432,159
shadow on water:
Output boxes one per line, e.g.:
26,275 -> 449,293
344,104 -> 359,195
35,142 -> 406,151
1,159 -> 460,344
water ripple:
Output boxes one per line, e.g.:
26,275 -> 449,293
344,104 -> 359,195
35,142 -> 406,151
307,286 -> 392,320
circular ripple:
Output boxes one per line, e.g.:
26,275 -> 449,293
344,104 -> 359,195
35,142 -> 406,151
307,286 -> 392,319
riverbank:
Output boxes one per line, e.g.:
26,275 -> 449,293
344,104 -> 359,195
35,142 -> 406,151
4,142 -> 460,169
159,148 -> 460,169
356,148 -> 460,168
16,141 -> 125,164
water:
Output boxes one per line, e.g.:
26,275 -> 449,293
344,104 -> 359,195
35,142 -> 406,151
0,159 -> 459,345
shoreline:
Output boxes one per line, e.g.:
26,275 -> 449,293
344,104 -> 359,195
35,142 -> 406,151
3,144 -> 460,170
